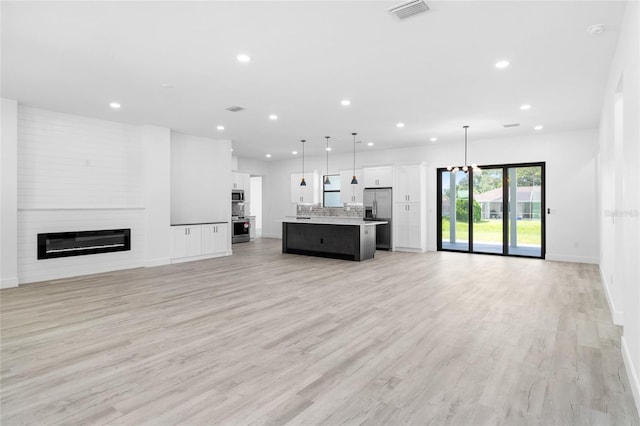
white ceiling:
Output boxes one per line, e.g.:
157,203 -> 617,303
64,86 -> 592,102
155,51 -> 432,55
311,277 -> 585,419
1,1 -> 626,159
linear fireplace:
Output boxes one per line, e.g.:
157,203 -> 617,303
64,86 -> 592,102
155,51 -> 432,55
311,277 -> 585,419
37,229 -> 131,260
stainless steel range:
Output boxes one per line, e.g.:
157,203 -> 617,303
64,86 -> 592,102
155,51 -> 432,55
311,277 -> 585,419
232,217 -> 250,243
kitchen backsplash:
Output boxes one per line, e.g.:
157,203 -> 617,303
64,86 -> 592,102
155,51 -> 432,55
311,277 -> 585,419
296,204 -> 363,217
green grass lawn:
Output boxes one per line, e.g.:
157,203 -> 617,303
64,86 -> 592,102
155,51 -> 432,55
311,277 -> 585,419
441,219 -> 541,245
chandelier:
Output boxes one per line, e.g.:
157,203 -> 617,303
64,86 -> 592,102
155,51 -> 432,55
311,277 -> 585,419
447,125 -> 480,174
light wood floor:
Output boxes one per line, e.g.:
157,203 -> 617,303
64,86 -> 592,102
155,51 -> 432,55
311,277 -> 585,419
1,238 -> 638,425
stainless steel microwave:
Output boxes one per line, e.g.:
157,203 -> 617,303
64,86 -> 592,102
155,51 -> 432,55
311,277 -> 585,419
232,190 -> 244,202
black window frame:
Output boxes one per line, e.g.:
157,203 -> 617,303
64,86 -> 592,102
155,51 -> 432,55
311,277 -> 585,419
323,174 -> 341,207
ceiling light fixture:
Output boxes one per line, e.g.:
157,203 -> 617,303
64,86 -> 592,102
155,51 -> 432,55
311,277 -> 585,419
237,54 -> 251,63
520,104 -> 531,110
292,151 -> 298,155
269,114 -> 278,120
109,102 -> 121,109
266,154 -> 271,158
300,140 -> 307,186
495,60 -> 510,69
368,142 -> 374,146
534,125 -> 543,131
396,122 -> 405,128
217,125 -> 225,130
447,126 -> 480,174
430,137 -> 437,142
324,136 -> 331,185
351,133 -> 358,185
341,99 -> 351,106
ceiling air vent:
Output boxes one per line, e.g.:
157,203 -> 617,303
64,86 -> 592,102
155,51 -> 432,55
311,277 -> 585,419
388,0 -> 430,21
503,123 -> 520,128
226,105 -> 246,112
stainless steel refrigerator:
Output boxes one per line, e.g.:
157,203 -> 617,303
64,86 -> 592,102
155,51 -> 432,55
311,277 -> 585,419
363,187 -> 392,250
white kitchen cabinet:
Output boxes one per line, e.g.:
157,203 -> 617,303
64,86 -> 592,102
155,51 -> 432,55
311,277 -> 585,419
395,163 -> 424,203
172,225 -> 203,259
172,223 -> 229,262
290,171 -> 319,203
249,216 -> 256,240
393,162 -> 427,252
202,223 -> 228,255
232,172 -> 250,190
362,166 -> 393,188
340,169 -> 364,204
395,203 -> 424,250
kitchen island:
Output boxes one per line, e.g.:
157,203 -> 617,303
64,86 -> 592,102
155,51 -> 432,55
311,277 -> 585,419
282,218 -> 388,261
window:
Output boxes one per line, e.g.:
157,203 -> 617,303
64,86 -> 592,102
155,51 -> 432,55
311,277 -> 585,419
323,174 -> 341,207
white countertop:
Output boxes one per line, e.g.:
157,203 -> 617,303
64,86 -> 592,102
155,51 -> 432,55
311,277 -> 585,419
281,217 -> 387,226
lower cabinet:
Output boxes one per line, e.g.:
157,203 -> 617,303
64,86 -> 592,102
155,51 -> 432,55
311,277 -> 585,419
202,223 -> 228,255
394,203 -> 425,252
172,223 -> 228,262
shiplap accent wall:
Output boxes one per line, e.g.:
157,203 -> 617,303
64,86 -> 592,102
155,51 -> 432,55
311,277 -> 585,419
17,106 -> 147,283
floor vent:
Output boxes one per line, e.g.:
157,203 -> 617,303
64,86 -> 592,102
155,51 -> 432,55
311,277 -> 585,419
503,123 -> 520,128
388,0 -> 430,21
226,106 -> 246,112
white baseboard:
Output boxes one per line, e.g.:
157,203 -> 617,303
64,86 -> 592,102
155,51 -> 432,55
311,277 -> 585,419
545,254 -> 599,264
144,258 -> 171,268
599,267 -> 624,325
170,251 -> 231,264
622,336 -> 640,419
0,277 -> 19,289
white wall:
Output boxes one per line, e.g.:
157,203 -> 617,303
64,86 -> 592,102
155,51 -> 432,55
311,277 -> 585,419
142,125 -> 172,267
240,128 -> 600,265
598,0 -> 640,414
16,106 -> 148,283
170,132 -> 231,225
1,98 -> 19,288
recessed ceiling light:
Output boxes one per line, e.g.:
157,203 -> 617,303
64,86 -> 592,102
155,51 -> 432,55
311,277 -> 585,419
237,54 -> 251,63
230,148 -> 234,152
341,99 -> 351,106
266,154 -> 271,158
109,102 -> 121,109
430,137 -> 437,142
495,60 -> 510,69
292,151 -> 298,155
269,114 -> 278,120
534,125 -> 543,131
217,125 -> 225,130
396,122 -> 405,128
520,104 -> 531,110
367,142 -> 374,146
326,147 -> 332,151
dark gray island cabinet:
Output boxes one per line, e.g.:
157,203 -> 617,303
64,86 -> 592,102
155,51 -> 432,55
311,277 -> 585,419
282,219 -> 388,261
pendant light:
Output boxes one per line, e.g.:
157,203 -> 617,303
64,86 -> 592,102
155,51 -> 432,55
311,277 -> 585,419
299,139 -> 307,186
350,132 -> 358,184
447,125 -> 480,174
324,136 -> 331,185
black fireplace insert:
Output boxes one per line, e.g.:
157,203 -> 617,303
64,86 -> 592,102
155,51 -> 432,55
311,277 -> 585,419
37,229 -> 131,260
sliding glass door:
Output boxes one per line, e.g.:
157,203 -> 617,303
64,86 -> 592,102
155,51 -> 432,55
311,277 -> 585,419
437,162 -> 545,258
439,170 -> 469,252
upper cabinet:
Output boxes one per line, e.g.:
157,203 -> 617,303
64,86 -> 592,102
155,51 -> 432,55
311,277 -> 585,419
362,166 -> 393,188
290,171 -> 319,203
395,164 -> 424,203
340,169 -> 364,204
232,172 -> 250,191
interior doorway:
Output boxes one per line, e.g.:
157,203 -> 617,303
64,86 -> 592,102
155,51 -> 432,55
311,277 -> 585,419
437,162 -> 545,258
